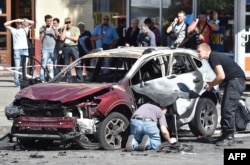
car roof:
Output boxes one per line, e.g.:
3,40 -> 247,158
83,47 -> 198,59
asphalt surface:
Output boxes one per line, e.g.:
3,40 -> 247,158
0,73 -> 250,165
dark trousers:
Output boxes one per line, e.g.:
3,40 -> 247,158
63,46 -> 83,82
53,49 -> 64,76
221,78 -> 246,134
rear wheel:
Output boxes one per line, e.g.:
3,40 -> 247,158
189,98 -> 218,137
97,112 -> 129,150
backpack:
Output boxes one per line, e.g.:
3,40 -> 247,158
235,99 -> 250,131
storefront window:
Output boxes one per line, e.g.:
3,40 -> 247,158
0,0 -> 6,14
246,0 -> 250,12
93,0 -> 126,27
0,16 -> 6,32
0,35 -> 6,50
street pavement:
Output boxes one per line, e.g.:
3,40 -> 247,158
0,72 -> 250,165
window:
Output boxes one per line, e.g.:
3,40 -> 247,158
172,54 -> 194,74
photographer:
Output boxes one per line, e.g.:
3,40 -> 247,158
39,14 -> 57,81
166,10 -> 187,48
187,11 -> 219,45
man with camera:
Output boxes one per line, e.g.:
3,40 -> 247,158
187,11 -> 219,46
166,10 -> 187,48
39,14 -> 57,82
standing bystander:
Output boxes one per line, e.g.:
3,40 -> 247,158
197,43 -> 246,146
137,25 -> 156,47
61,17 -> 83,83
187,11 -> 219,46
166,10 -> 187,48
52,17 -> 64,76
90,15 -> 119,50
4,18 -> 34,87
39,14 -> 57,81
124,18 -> 140,47
144,18 -> 161,46
77,22 -> 92,76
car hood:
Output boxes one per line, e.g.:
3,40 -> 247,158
15,83 -> 112,103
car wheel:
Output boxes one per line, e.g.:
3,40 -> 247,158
189,98 -> 218,137
97,112 -> 129,150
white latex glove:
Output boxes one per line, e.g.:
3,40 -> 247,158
170,138 -> 177,144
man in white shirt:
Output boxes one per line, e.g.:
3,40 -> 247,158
4,18 -> 34,87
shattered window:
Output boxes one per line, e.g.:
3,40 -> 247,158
172,54 -> 194,74
131,57 -> 162,84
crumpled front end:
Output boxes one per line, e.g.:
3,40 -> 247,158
4,83 -> 114,149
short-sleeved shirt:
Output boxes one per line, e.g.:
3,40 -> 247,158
92,24 -> 119,48
132,103 -> 167,127
63,26 -> 80,46
172,22 -> 186,44
209,53 -> 245,82
39,26 -> 56,49
7,27 -> 30,50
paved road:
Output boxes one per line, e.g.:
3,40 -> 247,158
0,75 -> 250,165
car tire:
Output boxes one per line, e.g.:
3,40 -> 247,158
97,112 -> 129,150
189,98 -> 218,137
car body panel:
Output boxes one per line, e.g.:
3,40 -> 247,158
15,83 -> 112,103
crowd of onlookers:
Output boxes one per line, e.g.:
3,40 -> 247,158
4,10 -> 220,86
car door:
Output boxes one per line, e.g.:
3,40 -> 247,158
131,52 -> 204,116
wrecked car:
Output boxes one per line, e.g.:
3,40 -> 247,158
5,47 -> 219,150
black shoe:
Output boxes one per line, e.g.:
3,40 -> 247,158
216,134 -> 235,146
138,135 -> 149,151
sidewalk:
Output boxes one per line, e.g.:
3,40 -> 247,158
0,73 -> 19,135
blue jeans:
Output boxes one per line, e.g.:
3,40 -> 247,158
63,46 -> 83,82
130,119 -> 161,150
40,49 -> 54,81
13,49 -> 29,84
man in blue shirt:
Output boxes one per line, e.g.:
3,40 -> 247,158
91,15 -> 119,50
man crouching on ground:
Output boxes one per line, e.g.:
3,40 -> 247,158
126,103 -> 176,151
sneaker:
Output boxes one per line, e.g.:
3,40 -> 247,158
216,133 -> 235,146
126,135 -> 135,152
138,135 -> 149,151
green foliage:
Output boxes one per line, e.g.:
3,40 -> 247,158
199,0 -> 234,11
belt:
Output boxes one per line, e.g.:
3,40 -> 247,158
64,45 -> 77,47
132,116 -> 154,122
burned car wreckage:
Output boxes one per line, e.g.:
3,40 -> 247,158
4,47 -> 219,150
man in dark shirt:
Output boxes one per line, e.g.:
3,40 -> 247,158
124,18 -> 140,47
197,43 -> 246,146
